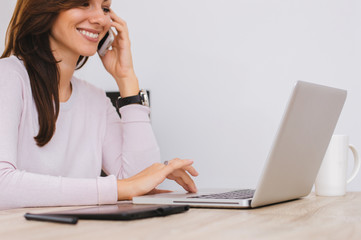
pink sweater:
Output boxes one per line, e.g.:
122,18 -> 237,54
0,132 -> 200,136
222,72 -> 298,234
0,56 -> 160,210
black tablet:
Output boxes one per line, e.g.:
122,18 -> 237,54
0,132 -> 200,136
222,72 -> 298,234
25,203 -> 189,224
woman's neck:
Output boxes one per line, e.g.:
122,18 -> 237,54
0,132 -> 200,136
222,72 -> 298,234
53,51 -> 78,103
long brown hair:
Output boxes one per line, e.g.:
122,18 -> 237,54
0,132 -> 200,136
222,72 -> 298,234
1,0 -> 89,146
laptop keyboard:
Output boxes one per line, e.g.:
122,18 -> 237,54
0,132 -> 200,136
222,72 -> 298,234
187,189 -> 255,200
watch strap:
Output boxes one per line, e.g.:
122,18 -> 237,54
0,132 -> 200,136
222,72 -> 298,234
116,93 -> 142,109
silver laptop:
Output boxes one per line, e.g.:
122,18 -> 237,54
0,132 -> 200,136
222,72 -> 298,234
133,81 -> 347,208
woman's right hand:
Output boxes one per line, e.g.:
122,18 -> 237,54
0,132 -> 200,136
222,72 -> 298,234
116,159 -> 199,200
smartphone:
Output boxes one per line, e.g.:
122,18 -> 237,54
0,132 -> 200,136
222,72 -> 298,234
98,30 -> 114,57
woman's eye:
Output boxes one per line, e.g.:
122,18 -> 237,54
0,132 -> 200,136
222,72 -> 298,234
103,7 -> 110,13
82,3 -> 90,7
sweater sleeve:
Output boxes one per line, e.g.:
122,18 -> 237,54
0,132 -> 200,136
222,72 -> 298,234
0,162 -> 117,210
101,101 -> 161,179
0,59 -> 117,210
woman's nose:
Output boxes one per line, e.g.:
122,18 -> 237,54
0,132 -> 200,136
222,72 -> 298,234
88,8 -> 109,26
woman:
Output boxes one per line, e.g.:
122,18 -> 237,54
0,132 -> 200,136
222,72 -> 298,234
0,0 -> 198,210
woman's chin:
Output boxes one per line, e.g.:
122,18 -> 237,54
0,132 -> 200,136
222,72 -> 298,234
80,49 -> 98,57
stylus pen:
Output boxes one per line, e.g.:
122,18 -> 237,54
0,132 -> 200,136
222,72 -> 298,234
24,213 -> 78,224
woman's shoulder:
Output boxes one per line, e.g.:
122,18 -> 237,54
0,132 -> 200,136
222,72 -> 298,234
0,56 -> 28,86
0,56 -> 27,107
0,55 -> 26,74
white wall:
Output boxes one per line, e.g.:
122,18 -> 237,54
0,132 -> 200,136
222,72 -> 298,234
1,0 -> 361,191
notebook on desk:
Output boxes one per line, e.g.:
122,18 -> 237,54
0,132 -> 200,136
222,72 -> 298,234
133,81 -> 347,208
25,203 -> 190,224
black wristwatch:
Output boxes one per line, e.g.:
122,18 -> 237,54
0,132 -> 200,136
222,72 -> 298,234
116,89 -> 150,109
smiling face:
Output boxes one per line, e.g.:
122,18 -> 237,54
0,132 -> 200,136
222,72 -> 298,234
49,0 -> 112,60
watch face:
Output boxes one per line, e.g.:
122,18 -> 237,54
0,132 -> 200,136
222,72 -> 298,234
140,89 -> 150,107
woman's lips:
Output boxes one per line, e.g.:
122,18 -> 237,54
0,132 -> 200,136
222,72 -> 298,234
77,28 -> 100,42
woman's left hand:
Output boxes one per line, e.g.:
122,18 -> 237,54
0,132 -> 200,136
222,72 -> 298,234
100,9 -> 139,97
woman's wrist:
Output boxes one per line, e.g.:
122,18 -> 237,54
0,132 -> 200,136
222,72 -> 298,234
115,73 -> 140,98
117,179 -> 134,200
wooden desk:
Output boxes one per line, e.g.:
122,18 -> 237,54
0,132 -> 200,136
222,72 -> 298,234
1,192 -> 361,240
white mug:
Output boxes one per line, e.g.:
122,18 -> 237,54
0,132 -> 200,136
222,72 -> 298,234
315,135 -> 360,196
